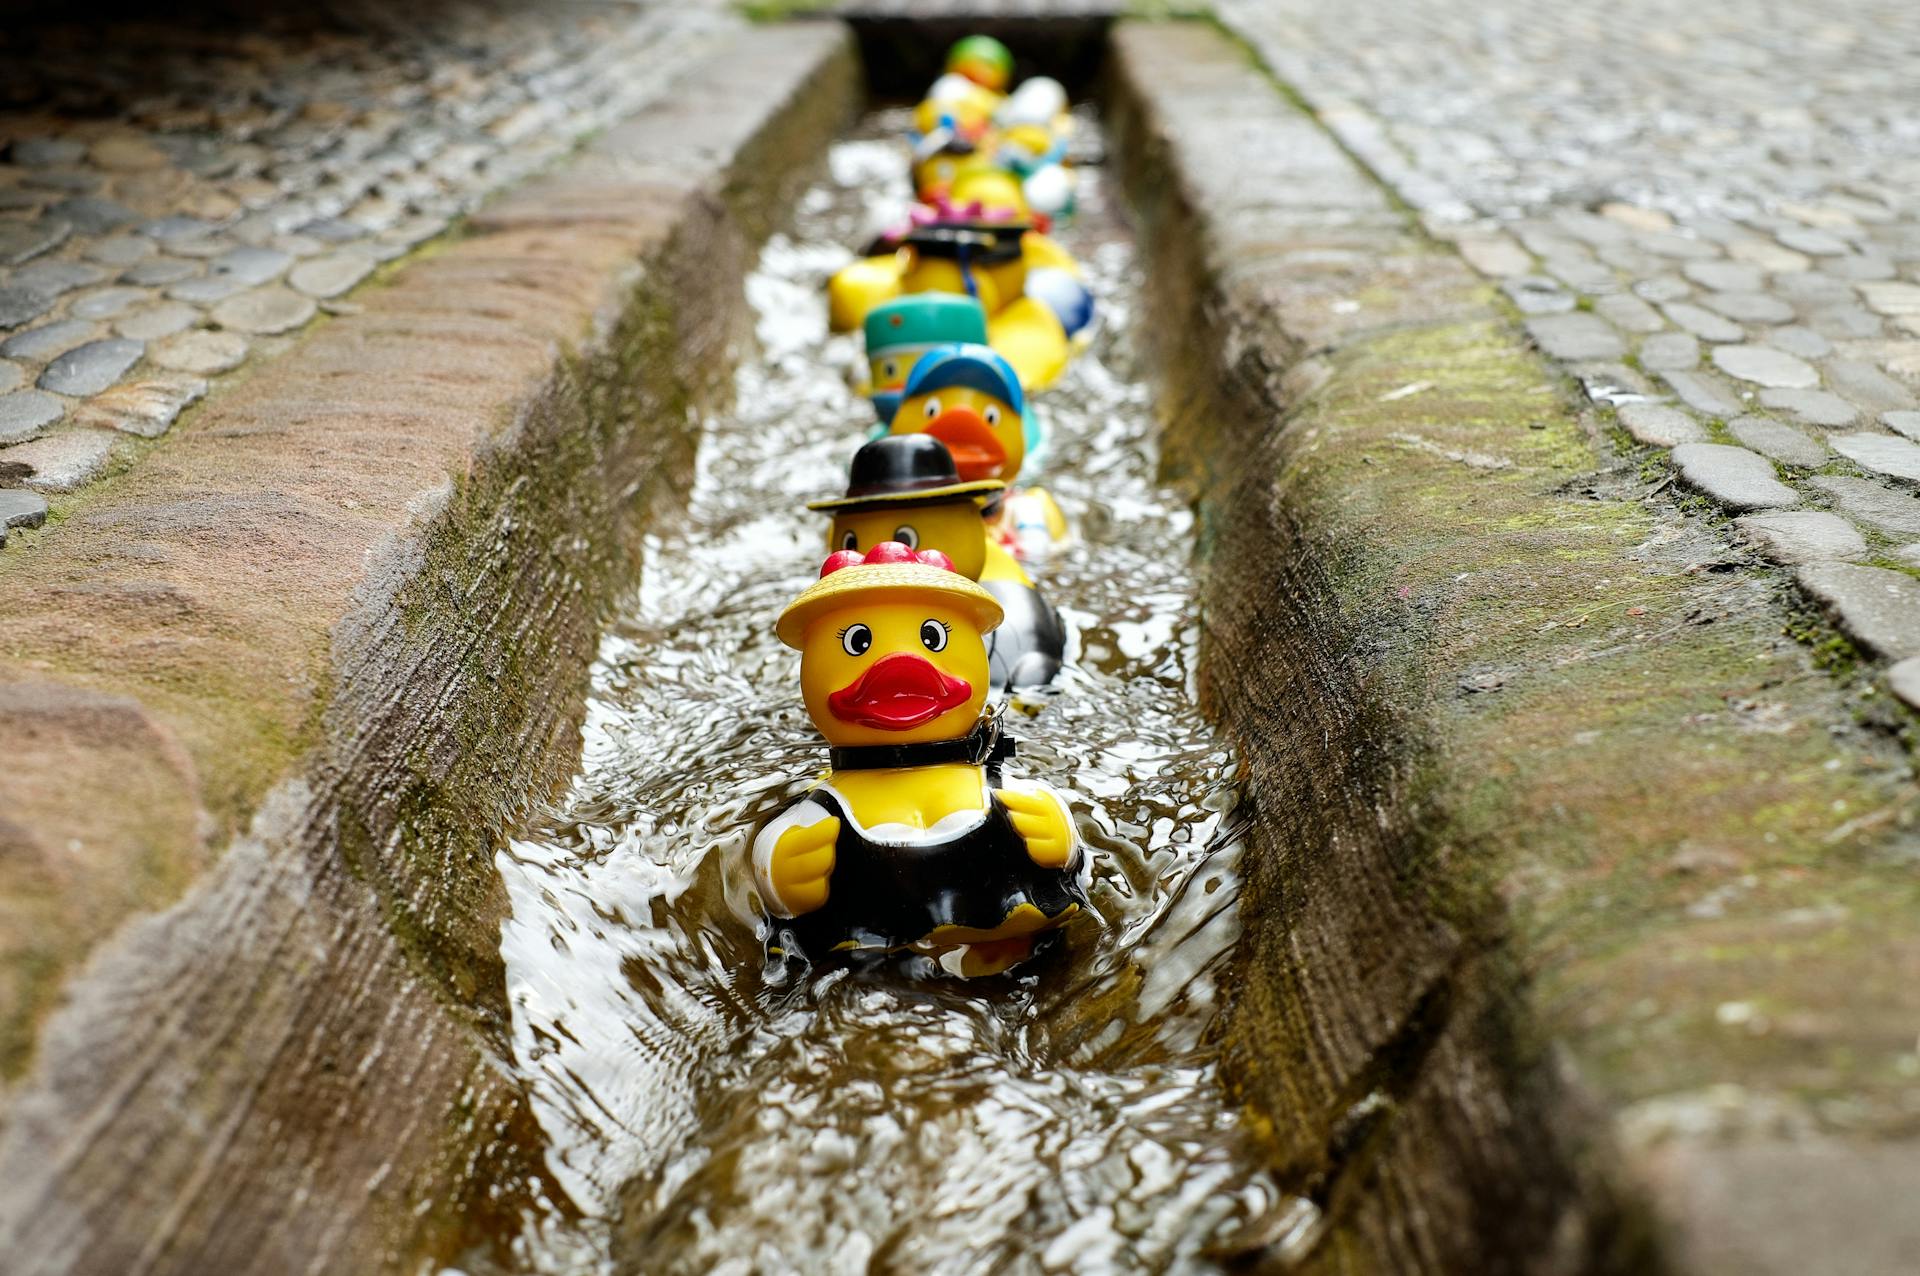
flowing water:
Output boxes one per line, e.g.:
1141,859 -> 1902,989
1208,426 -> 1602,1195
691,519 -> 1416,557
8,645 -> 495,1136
493,112 -> 1313,1276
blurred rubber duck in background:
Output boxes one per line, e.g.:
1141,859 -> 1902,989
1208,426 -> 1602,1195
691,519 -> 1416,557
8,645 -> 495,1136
862,294 -> 989,426
945,34 -> 1015,93
810,435 -> 1068,689
828,222 -> 1092,392
754,542 -> 1086,974
888,343 -> 1068,559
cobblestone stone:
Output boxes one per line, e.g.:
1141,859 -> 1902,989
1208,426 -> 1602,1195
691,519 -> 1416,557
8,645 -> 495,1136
0,427 -> 116,490
0,389 -> 62,442
1,317 -> 95,361
1831,433 -> 1920,485
1795,564 -> 1920,661
1884,411 -> 1920,442
1758,388 -> 1858,428
37,337 -> 141,396
289,252 -> 377,299
1527,312 -> 1624,361
152,330 -> 248,376
1889,657 -> 1920,713
1729,416 -> 1827,468
1711,345 -> 1820,389
0,486 -> 49,530
1811,476 -> 1920,537
1660,370 -> 1741,418
1637,332 -> 1699,371
1735,511 -> 1867,565
1671,443 -> 1798,512
115,302 -> 199,341
1617,403 -> 1704,447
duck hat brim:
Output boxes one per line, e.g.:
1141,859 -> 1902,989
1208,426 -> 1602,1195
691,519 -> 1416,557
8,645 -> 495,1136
777,562 -> 1002,650
807,434 -> 1005,512
806,480 -> 1002,513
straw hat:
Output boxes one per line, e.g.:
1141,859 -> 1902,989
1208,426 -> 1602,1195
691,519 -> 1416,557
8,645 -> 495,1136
776,544 -> 1003,650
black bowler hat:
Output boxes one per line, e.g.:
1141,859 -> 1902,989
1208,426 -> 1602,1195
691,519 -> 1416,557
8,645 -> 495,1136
806,435 -> 1005,512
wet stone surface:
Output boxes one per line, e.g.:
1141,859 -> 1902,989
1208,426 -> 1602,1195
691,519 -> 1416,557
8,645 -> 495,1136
1220,0 -> 1920,674
0,0 -> 736,540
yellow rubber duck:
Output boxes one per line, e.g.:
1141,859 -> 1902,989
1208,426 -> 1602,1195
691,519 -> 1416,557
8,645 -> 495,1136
754,542 -> 1086,974
826,223 -> 1086,392
809,435 -> 1068,688
887,343 -> 1070,555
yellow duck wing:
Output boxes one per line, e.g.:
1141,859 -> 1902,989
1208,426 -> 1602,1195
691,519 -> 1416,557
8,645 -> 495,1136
752,798 -> 841,916
997,778 -> 1076,869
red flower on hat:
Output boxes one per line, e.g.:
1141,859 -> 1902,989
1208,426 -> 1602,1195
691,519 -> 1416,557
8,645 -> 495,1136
819,542 -> 957,577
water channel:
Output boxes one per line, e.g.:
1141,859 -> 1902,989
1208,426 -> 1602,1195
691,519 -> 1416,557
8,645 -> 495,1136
493,110 -> 1311,1275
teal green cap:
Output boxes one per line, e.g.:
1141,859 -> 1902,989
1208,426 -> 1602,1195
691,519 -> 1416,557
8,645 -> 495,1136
863,294 -> 989,356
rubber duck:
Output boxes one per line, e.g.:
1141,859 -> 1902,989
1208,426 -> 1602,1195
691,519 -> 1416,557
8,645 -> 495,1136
862,294 -> 989,426
912,223 -> 1084,390
754,542 -> 1086,974
827,222 -> 1092,392
889,343 -> 1069,559
910,135 -> 1002,208
809,435 -> 1068,688
946,35 -> 1015,93
888,342 -> 1031,482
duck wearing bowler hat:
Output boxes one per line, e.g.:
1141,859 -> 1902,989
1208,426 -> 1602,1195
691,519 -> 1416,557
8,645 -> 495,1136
810,434 -> 1068,690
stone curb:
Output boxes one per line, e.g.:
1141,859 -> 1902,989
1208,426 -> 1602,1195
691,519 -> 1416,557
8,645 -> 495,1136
0,23 -> 858,1276
1111,18 -> 1918,1276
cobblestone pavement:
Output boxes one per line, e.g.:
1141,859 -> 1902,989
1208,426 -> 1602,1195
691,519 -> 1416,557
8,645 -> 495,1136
1219,0 -> 1920,705
0,0 -> 732,537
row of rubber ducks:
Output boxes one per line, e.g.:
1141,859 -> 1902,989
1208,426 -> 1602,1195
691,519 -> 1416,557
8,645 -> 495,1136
750,37 -> 1097,978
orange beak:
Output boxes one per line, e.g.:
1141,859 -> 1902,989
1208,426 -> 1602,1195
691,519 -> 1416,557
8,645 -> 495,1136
925,407 -> 1006,480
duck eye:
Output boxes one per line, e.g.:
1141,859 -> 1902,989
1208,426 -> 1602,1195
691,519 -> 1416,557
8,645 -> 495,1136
922,396 -> 941,420
841,624 -> 872,657
920,620 -> 949,652
881,359 -> 898,380
839,529 -> 858,551
893,525 -> 919,548
983,405 -> 1001,426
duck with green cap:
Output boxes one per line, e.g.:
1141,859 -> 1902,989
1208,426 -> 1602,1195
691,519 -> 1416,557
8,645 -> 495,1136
753,541 -> 1087,975
888,342 -> 1068,557
809,435 -> 1068,688
862,294 -> 989,426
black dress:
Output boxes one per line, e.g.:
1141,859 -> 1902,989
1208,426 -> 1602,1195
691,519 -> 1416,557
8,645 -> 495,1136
766,765 -> 1085,962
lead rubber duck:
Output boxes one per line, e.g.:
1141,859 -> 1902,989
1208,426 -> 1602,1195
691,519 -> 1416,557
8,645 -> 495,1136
809,435 -> 1067,688
754,542 -> 1086,975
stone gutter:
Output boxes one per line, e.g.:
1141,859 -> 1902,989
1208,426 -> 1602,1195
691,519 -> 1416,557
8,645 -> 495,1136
0,23 -> 858,1276
1108,20 -> 1918,1275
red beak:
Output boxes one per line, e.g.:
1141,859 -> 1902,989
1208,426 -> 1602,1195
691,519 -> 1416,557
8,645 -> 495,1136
828,652 -> 973,730
925,408 -> 1007,479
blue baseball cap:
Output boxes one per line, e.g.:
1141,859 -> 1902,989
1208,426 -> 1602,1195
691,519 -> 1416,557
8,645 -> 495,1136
900,342 -> 1025,418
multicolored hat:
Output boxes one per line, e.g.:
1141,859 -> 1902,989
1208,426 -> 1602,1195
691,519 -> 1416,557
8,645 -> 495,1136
776,543 -> 1002,649
900,343 -> 1025,418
